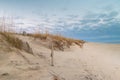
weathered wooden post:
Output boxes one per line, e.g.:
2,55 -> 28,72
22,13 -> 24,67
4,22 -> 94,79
51,40 -> 54,66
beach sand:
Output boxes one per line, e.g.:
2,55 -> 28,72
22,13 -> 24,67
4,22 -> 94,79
0,35 -> 120,80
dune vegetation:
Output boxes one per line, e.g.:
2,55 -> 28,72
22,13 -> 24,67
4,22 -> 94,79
25,32 -> 85,50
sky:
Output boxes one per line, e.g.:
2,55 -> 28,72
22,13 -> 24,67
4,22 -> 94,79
0,0 -> 120,43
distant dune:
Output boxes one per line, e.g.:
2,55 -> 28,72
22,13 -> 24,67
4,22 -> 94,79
0,33 -> 120,80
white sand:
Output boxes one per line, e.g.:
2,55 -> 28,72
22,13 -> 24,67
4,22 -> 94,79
0,35 -> 120,80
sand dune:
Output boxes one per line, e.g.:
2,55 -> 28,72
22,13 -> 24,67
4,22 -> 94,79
0,35 -> 120,80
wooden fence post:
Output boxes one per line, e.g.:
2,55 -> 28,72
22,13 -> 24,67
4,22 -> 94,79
51,41 -> 54,66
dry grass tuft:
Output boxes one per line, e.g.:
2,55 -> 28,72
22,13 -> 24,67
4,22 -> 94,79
0,32 -> 34,54
0,32 -> 23,50
29,33 -> 48,40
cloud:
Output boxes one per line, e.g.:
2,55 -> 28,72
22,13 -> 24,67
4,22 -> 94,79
1,10 -> 120,43
2,10 -> 120,34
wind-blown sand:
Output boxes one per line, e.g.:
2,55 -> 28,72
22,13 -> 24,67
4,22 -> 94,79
0,35 -> 120,80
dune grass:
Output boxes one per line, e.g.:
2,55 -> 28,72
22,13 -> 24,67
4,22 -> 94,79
0,32 -> 23,50
26,32 -> 85,50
